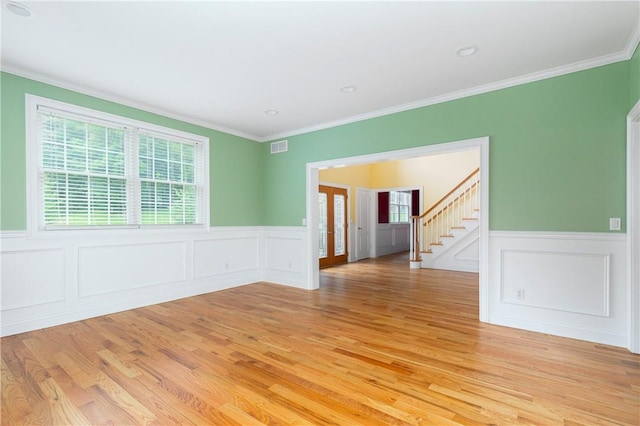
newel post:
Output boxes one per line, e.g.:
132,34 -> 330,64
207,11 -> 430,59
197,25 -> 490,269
410,216 -> 422,269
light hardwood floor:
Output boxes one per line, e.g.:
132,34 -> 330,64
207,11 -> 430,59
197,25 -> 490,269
2,253 -> 639,425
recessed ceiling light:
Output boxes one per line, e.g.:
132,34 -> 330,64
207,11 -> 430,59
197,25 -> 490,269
6,1 -> 32,17
265,109 -> 279,116
456,45 -> 478,58
340,85 -> 356,93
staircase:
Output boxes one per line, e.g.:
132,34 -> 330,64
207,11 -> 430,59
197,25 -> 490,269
410,168 -> 480,272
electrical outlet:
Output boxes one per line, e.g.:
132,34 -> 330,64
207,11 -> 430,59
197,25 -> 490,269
609,218 -> 621,231
516,289 -> 525,300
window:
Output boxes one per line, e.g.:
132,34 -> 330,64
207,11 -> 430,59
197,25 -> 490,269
389,190 -> 411,223
27,95 -> 209,232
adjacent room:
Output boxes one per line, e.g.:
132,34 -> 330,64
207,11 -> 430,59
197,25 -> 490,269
1,1 -> 639,424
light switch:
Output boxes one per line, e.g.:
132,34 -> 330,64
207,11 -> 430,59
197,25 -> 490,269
609,218 -> 621,231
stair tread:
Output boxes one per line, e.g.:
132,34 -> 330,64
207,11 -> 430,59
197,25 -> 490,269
462,217 -> 478,221
451,226 -> 466,229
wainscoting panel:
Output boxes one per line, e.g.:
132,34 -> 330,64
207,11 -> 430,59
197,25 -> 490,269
376,223 -> 410,257
489,231 -> 627,347
78,241 -> 187,297
500,250 -> 609,316
1,248 -> 65,310
263,227 -> 308,289
1,227 -> 266,336
2,228 -> 630,349
194,236 -> 259,278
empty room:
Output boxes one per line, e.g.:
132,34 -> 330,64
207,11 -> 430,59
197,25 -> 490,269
1,1 -> 639,425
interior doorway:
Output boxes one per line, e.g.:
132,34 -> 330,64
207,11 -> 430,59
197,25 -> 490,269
319,185 -> 348,268
306,137 -> 490,322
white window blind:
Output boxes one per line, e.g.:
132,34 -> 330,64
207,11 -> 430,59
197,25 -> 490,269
30,97 -> 208,231
38,107 -> 132,227
138,130 -> 204,225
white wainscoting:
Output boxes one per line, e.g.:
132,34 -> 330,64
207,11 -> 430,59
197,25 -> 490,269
376,223 -> 411,257
1,227 -> 265,336
2,227 -> 631,349
262,227 -> 309,289
489,231 -> 627,347
1,247 -> 66,310
78,241 -> 188,297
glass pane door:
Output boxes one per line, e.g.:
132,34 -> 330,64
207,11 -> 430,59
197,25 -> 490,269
319,192 -> 328,258
319,185 -> 348,268
334,194 -> 345,256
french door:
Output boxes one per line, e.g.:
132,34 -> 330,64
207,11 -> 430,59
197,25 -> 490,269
319,185 -> 348,268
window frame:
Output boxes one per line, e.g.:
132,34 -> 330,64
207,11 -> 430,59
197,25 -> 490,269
389,190 -> 412,224
26,94 -> 210,237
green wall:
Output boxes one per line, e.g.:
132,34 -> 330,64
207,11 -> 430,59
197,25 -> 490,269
263,61 -> 630,232
0,72 -> 264,229
2,53 -> 635,232
631,44 -> 640,109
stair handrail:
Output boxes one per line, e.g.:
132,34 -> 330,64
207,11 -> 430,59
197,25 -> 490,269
410,167 -> 480,263
415,167 -> 479,220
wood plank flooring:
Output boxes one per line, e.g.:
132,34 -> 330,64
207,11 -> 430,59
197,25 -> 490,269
2,252 -> 639,425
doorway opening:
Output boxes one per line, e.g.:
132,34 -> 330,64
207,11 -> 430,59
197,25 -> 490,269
306,137 -> 490,321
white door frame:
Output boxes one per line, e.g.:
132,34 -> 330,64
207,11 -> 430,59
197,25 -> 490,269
627,100 -> 640,354
305,136 -> 490,322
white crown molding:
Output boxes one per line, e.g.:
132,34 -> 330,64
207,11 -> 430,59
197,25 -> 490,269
624,18 -> 640,59
3,31 -> 638,145
1,65 -> 263,143
264,49 -> 635,142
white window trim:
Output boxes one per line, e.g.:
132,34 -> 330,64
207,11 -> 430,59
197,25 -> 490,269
389,189 -> 412,224
25,94 -> 210,238
375,186 -> 421,225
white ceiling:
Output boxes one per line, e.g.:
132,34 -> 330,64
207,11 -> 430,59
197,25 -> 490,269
2,1 -> 639,142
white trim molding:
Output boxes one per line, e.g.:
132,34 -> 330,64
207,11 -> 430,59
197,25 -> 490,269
489,231 -> 627,348
4,65 -> 261,142
627,99 -> 640,353
1,226 -> 632,350
4,31 -> 637,145
306,137 -> 490,321
264,50 -> 637,141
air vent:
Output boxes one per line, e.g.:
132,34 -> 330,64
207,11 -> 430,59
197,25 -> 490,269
270,139 -> 288,154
